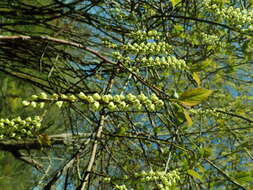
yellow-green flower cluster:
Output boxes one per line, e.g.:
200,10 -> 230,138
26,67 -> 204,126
128,30 -> 162,40
140,56 -> 188,70
135,170 -> 180,190
0,116 -> 41,140
199,32 -> 226,47
189,108 -> 225,117
121,42 -> 171,55
114,184 -> 130,190
105,41 -> 171,55
112,52 -> 188,71
204,1 -> 253,29
103,40 -> 118,49
22,92 -> 50,108
23,92 -> 165,112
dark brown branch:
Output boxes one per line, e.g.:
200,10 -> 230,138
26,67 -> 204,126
0,35 -> 116,65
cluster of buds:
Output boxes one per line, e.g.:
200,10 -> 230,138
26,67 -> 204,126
112,52 -> 132,64
128,30 -> 162,40
121,42 -> 171,55
22,92 -> 50,108
0,116 -> 41,140
140,56 -> 188,70
189,108 -> 225,118
198,32 -> 226,47
103,40 -> 118,49
106,41 -> 171,55
135,170 -> 180,190
112,52 -> 188,71
203,1 -> 253,29
114,184 -> 130,190
22,92 -> 165,112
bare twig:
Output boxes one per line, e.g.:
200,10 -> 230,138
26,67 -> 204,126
205,158 -> 247,190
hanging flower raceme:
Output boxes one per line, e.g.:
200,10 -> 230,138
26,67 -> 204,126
128,30 -> 162,41
134,170 -> 180,190
22,92 -> 165,112
105,41 -> 172,55
203,0 -> 253,31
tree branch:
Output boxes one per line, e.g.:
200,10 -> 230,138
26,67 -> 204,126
0,133 -> 92,151
0,35 -> 116,65
205,158 -> 246,190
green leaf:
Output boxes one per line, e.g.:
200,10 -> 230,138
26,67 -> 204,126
171,0 -> 182,7
174,24 -> 184,32
187,169 -> 203,182
178,88 -> 213,107
183,109 -> 193,127
192,72 -> 201,87
190,59 -> 212,72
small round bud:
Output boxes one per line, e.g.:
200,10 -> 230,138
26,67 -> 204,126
22,100 -> 30,106
91,101 -> 100,111
56,101 -> 63,108
26,117 -> 32,122
108,102 -> 117,111
51,93 -> 59,100
60,94 -> 68,99
31,95 -> 38,100
68,95 -> 77,102
39,102 -> 45,109
86,96 -> 94,104
92,93 -> 101,101
39,92 -> 48,99
30,102 -> 37,108
78,92 -> 87,100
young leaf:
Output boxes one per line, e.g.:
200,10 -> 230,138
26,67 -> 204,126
171,0 -> 182,7
178,88 -> 213,107
183,109 -> 193,127
192,72 -> 201,86
187,169 -> 203,182
190,59 -> 212,72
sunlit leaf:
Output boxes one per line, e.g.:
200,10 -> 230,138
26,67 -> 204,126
171,0 -> 182,7
192,72 -> 201,86
183,109 -> 193,127
187,169 -> 203,182
190,59 -> 212,72
178,88 -> 213,107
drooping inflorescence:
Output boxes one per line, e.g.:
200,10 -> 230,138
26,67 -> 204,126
203,0 -> 253,31
134,170 -> 180,190
22,92 -> 165,112
104,29 -> 188,73
104,170 -> 180,190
